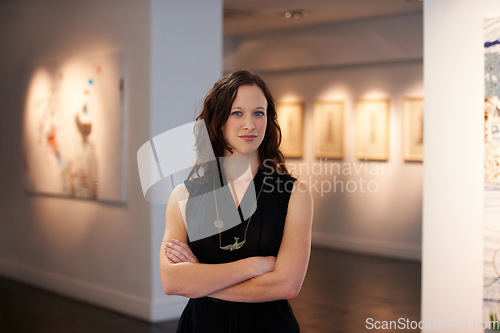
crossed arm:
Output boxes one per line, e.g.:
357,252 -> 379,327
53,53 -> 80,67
159,181 -> 313,302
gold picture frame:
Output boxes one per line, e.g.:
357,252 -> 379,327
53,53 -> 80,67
314,100 -> 344,159
276,101 -> 304,158
355,99 -> 390,161
402,97 -> 424,162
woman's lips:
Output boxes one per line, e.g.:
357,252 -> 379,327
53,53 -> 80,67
239,135 -> 257,142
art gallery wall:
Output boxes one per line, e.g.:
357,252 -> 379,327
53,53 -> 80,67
0,0 -> 222,322
0,0 -> 152,319
224,13 -> 423,260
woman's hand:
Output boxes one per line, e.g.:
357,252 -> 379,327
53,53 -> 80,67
165,239 -> 199,264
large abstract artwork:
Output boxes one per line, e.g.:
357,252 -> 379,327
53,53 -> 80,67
23,53 -> 126,203
484,17 -> 500,331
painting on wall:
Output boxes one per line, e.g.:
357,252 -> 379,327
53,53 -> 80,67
355,99 -> 389,161
314,100 -> 344,159
23,53 -> 126,203
484,17 -> 500,331
402,97 -> 424,162
276,101 -> 303,158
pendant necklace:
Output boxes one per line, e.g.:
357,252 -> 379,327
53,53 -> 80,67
213,176 -> 266,251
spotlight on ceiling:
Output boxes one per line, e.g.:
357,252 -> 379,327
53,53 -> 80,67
282,9 -> 309,20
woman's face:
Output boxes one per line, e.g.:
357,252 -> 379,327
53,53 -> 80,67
222,84 -> 268,158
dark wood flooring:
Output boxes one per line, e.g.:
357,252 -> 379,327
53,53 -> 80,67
0,247 -> 421,333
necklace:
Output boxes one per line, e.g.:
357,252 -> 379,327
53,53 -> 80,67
213,176 -> 266,251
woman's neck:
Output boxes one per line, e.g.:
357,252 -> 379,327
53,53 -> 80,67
222,151 -> 260,181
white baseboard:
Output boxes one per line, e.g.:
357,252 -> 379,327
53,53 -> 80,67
312,231 -> 421,261
0,257 -> 186,322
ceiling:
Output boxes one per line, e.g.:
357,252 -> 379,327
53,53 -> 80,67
223,0 -> 423,36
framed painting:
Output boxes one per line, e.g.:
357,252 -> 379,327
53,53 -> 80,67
355,99 -> 390,161
22,53 -> 127,203
402,97 -> 424,162
276,101 -> 304,158
314,100 -> 344,159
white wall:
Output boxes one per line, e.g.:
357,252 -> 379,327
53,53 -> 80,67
0,0 -> 222,322
225,13 -> 423,260
422,0 -> 500,331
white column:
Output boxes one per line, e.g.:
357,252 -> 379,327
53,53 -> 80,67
422,1 -> 500,331
149,0 -> 222,322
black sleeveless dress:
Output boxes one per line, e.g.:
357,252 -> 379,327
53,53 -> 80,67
175,168 -> 300,333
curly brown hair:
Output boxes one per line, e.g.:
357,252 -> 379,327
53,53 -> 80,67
189,70 -> 288,180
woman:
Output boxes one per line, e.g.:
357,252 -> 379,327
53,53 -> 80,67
160,70 -> 313,332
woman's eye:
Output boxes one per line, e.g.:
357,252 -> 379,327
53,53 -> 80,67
254,111 -> 265,117
231,111 -> 242,116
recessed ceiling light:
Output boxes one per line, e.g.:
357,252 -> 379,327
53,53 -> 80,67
282,9 -> 308,20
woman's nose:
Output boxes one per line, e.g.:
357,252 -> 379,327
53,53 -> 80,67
243,115 -> 255,130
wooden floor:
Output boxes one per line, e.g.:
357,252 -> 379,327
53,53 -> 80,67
0,247 -> 421,333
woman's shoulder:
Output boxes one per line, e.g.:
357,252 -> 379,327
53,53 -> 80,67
168,183 -> 189,205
